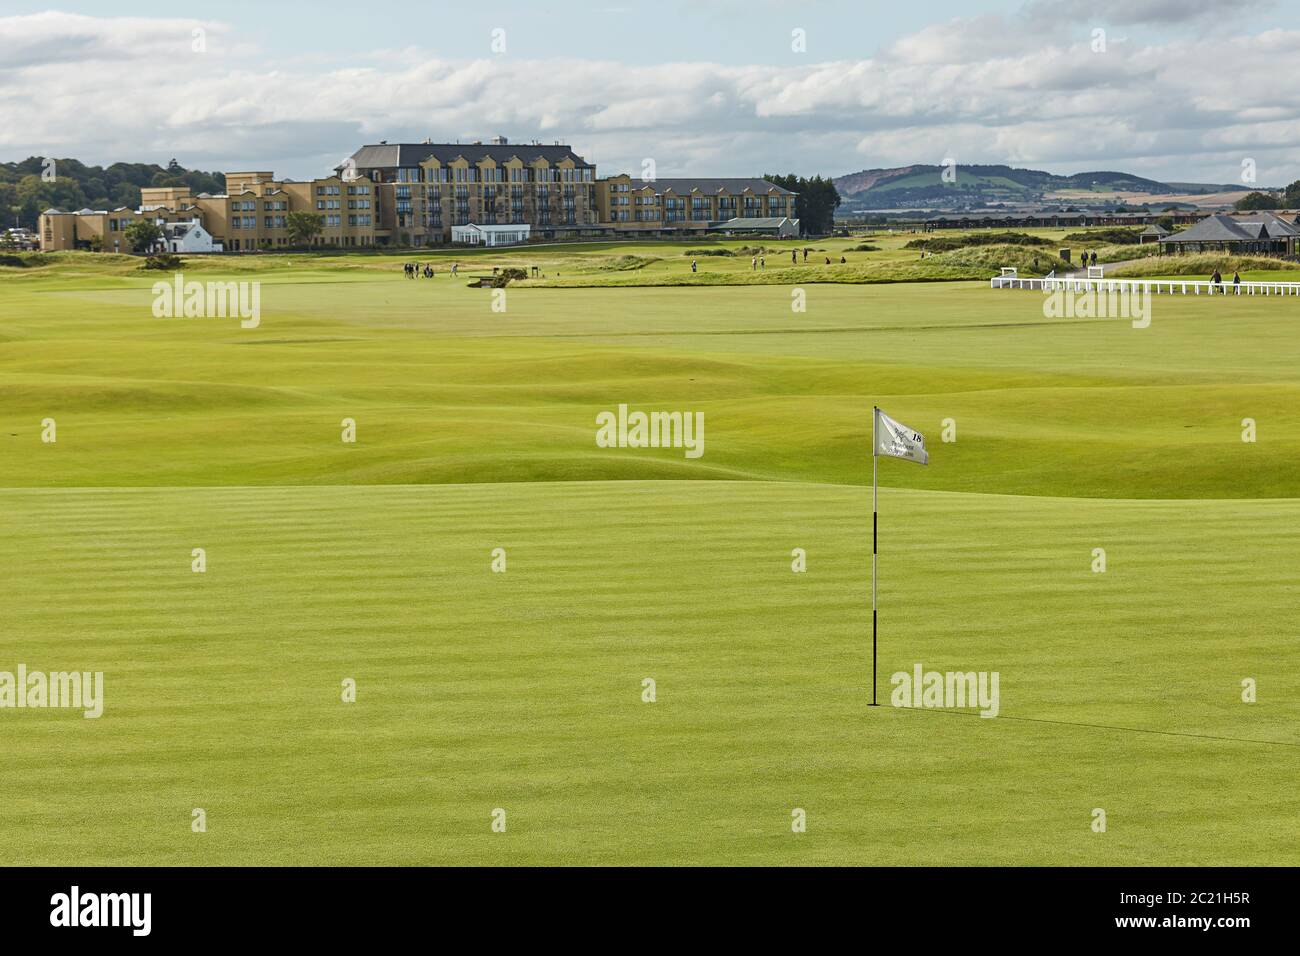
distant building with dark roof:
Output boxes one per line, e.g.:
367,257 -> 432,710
338,136 -> 601,243
41,133 -> 810,251
1159,212 -> 1300,256
596,173 -> 796,237
1139,223 -> 1171,243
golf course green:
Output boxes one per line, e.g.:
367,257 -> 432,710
1,235 -> 1297,865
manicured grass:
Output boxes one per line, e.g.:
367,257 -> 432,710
2,481 -> 1297,865
1,249 -> 1298,865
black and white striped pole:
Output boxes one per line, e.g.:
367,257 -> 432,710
871,405 -> 878,706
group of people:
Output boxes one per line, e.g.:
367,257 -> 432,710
685,247 -> 851,274
404,261 -> 458,278
685,248 -> 849,274
1079,250 -> 1100,268
1210,268 -> 1243,291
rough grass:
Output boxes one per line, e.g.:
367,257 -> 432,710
904,232 -> 1055,252
1094,243 -> 1163,264
925,244 -> 1070,276
1109,254 -> 1292,277
1064,228 -> 1144,245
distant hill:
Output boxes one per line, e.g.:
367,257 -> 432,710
834,163 -> 1248,209
0,157 -> 225,230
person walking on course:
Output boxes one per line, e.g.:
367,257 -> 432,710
791,249 -> 797,265
1233,270 -> 1242,293
1211,268 -> 1223,293
802,248 -> 808,262
1090,251 -> 1098,267
751,256 -> 757,271
760,256 -> 765,271
691,259 -> 697,273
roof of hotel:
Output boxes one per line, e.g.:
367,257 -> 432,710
344,142 -> 593,170
649,178 -> 794,195
709,217 -> 798,228
451,222 -> 532,232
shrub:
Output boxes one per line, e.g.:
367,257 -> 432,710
1093,244 -> 1162,264
683,249 -> 735,257
904,232 -> 1053,252
1064,228 -> 1143,245
848,243 -> 880,252
1108,254 -> 1291,278
479,267 -> 530,288
925,244 -> 1071,276
592,255 -> 653,272
141,253 -> 182,270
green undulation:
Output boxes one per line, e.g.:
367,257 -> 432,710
0,248 -> 1297,864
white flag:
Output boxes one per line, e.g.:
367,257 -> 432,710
874,408 -> 928,464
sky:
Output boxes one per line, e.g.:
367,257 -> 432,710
2,0 -> 1298,186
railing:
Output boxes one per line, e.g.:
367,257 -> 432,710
990,275 -> 1300,296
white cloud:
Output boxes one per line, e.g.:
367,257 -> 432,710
2,10 -> 1299,186
1025,0 -> 1271,27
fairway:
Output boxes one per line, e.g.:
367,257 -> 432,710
2,247 -> 1298,865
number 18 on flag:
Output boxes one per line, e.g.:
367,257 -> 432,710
874,407 -> 929,465
870,407 -> 928,706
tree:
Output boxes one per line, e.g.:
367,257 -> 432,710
1282,179 -> 1300,207
286,211 -> 325,246
123,220 -> 162,253
1235,191 -> 1279,211
761,173 -> 842,235
0,156 -> 225,229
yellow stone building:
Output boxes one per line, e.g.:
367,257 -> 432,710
39,136 -> 799,252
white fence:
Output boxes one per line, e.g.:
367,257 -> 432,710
991,273 -> 1300,296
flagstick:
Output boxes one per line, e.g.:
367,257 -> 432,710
871,405 -> 879,706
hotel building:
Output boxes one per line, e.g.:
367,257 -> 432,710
39,137 -> 799,252
597,175 -> 795,237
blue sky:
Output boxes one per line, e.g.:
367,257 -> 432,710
2,1 -> 1297,185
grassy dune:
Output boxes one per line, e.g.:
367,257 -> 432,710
1,248 -> 1298,865
2,273 -> 1297,498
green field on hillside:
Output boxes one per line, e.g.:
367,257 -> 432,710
1,244 -> 1297,865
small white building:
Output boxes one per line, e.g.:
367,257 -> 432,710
450,223 -> 531,247
161,220 -> 215,253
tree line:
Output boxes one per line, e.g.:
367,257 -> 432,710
0,157 -> 225,230
761,174 -> 842,234
1234,179 -> 1300,211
